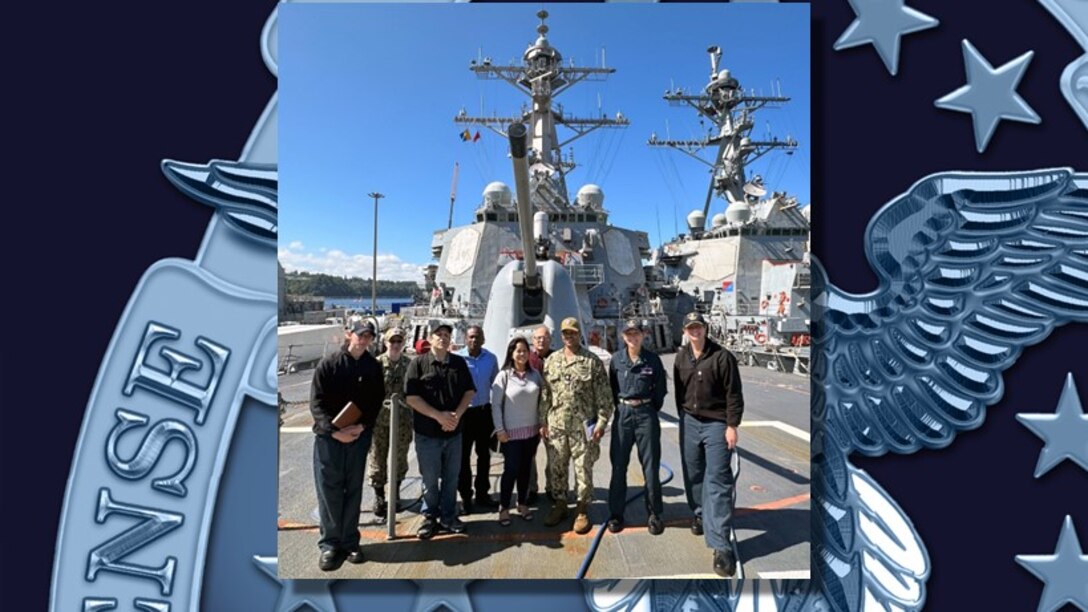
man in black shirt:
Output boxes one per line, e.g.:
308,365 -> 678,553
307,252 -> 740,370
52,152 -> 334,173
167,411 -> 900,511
673,312 -> 744,577
405,324 -> 476,539
309,321 -> 385,571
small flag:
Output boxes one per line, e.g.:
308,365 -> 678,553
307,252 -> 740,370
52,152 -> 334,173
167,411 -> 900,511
722,279 -> 734,292
473,130 -> 481,142
460,129 -> 471,142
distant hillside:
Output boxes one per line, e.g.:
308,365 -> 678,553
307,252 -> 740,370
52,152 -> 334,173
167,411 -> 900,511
284,271 -> 420,298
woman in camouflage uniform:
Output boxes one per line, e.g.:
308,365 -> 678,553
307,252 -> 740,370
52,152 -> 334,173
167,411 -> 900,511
369,327 -> 413,518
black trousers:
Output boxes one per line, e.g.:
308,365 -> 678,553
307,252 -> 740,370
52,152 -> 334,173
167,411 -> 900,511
458,404 -> 495,501
313,430 -> 372,552
499,435 -> 540,508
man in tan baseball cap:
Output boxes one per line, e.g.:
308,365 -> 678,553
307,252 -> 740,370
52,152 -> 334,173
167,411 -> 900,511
539,315 -> 613,534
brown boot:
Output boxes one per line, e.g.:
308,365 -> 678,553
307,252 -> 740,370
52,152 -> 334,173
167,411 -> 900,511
544,501 -> 569,526
573,502 -> 591,534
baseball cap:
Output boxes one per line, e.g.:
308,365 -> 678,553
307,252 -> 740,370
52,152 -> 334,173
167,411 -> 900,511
683,312 -> 707,328
414,339 -> 431,354
432,323 -> 453,335
560,317 -> 581,333
622,318 -> 644,332
350,321 -> 377,337
384,327 -> 406,342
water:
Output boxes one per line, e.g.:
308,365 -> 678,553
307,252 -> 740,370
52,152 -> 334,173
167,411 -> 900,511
322,296 -> 415,313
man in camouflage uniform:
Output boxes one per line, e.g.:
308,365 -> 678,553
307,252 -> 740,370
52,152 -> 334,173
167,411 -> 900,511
369,327 -> 413,518
540,317 -> 613,534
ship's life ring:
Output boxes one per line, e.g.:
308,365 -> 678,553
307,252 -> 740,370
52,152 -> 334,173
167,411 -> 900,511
595,297 -> 609,309
754,332 -> 767,345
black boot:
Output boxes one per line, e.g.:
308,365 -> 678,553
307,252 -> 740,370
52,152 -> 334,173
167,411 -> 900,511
373,487 -> 388,518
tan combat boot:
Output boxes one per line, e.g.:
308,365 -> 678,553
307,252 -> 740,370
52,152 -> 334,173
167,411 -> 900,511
572,502 -> 591,534
544,501 -> 569,527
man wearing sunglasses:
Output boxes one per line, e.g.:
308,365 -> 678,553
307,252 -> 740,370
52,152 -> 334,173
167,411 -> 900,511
369,327 -> 413,519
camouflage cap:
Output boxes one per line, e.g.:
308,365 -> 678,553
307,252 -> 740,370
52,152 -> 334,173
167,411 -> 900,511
560,317 -> 581,332
384,327 -> 406,342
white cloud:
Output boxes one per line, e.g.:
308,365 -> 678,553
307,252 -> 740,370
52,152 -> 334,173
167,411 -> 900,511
287,240 -> 305,250
278,247 -> 426,284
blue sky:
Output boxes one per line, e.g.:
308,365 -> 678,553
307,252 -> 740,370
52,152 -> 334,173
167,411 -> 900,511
279,2 -> 810,283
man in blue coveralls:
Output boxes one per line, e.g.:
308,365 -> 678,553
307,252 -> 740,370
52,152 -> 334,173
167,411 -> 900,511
607,317 -> 668,535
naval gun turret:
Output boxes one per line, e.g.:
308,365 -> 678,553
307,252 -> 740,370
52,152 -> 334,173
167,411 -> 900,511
481,124 -> 582,354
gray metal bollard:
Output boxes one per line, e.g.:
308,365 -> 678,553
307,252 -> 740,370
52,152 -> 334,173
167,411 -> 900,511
386,393 -> 401,540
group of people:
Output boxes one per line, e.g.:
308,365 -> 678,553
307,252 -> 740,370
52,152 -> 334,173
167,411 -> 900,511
308,310 -> 745,577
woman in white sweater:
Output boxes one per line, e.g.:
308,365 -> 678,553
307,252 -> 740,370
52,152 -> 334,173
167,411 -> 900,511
491,336 -> 549,525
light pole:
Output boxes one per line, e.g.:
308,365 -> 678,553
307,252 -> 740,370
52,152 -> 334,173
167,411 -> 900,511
368,191 -> 384,313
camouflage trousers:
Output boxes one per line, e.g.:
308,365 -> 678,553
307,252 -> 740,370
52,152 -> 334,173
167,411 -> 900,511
545,427 -> 601,504
368,401 -> 414,490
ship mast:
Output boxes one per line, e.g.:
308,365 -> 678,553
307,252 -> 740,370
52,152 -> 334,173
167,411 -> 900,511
455,10 -> 628,212
649,45 -> 797,227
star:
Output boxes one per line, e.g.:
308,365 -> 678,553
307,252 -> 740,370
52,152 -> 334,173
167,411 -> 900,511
1016,372 -> 1088,477
253,555 -> 339,612
413,580 -> 474,612
833,0 -> 939,76
934,40 -> 1040,153
1015,516 -> 1088,612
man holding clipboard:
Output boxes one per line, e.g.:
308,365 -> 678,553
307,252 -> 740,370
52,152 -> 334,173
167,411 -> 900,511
309,321 -> 385,571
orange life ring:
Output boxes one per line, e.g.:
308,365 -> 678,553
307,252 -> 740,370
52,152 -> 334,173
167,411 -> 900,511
754,332 -> 767,345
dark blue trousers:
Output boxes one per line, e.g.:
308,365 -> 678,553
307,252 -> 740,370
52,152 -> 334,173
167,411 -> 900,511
458,405 -> 495,502
608,404 -> 663,518
499,436 -> 540,508
679,412 -> 734,551
313,429 -> 372,552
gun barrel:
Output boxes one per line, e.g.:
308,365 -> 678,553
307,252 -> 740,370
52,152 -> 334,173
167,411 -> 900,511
508,124 -> 538,283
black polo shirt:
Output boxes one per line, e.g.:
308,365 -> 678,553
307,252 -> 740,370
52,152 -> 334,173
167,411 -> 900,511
405,351 -> 476,438
309,348 -> 385,435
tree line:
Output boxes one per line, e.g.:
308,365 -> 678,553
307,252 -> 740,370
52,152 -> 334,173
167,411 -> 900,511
284,271 -> 421,297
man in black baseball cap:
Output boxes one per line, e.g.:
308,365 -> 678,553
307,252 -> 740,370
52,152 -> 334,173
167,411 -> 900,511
309,318 -> 384,570
674,309 -> 744,577
606,318 -> 667,535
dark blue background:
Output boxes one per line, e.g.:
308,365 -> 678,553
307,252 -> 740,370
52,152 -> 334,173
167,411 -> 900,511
3,1 -> 1085,610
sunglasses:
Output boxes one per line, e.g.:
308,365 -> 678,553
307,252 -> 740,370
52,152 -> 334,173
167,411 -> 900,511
388,339 -> 404,344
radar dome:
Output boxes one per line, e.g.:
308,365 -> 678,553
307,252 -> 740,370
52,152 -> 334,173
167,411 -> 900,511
711,213 -> 728,228
483,182 -> 512,207
686,210 -> 706,232
725,201 -> 752,224
576,184 -> 605,209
